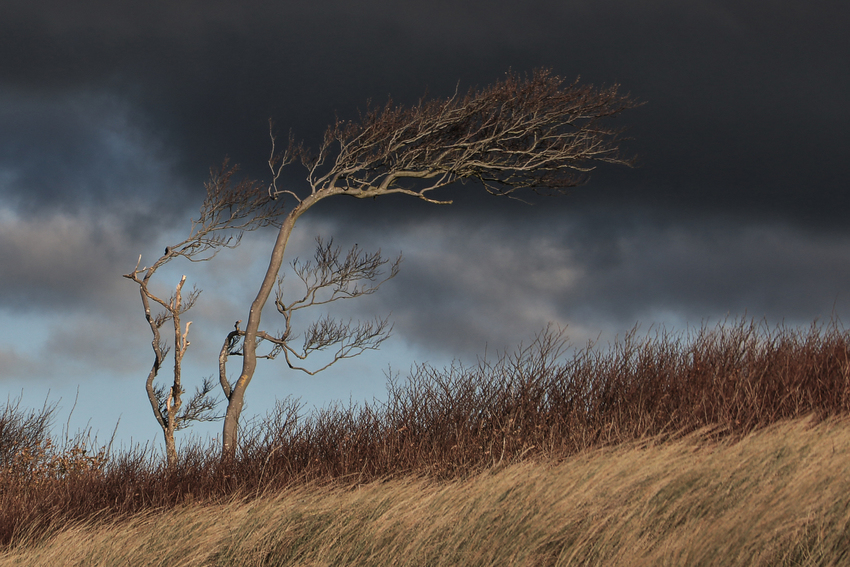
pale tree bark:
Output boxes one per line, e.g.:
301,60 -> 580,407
219,199 -> 400,456
125,163 -> 285,466
124,265 -> 207,467
218,68 -> 638,459
221,210 -> 302,457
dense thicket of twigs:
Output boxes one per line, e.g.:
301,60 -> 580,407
3,317 -> 850,547
277,68 -> 637,204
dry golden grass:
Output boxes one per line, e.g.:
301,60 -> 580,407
5,318 -> 850,548
3,415 -> 849,566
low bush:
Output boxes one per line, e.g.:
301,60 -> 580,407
2,317 -> 849,548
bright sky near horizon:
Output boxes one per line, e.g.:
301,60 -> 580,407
2,0 -> 849,452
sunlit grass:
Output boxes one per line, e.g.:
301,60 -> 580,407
3,416 -> 850,566
3,316 -> 850,564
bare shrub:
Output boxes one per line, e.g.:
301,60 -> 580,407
3,317 -> 850,548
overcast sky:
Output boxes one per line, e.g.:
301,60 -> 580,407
2,0 -> 848,451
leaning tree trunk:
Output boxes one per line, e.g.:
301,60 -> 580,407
221,199 -> 316,459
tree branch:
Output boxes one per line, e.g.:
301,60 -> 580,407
269,69 -> 636,205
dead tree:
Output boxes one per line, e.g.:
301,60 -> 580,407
219,68 -> 638,458
124,163 -> 284,466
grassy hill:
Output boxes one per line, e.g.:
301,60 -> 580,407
2,318 -> 850,565
2,417 -> 850,566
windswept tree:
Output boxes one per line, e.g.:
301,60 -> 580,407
124,164 -> 285,466
217,69 -> 639,458
126,163 -> 398,465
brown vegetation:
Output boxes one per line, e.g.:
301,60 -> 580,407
2,317 -> 850,552
4,417 -> 849,566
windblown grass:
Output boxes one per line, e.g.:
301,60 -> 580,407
2,316 -> 850,560
3,416 -> 849,566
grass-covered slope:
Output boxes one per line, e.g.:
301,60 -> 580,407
3,416 -> 850,566
3,317 -> 850,564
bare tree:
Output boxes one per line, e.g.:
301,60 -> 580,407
216,236 -> 400,420
219,68 -> 638,458
124,163 -> 285,466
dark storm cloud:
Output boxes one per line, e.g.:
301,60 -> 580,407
0,88 -> 186,219
557,210 -> 850,325
1,0 -> 849,332
338,208 -> 850,356
2,0 -> 847,225
0,210 -> 133,311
